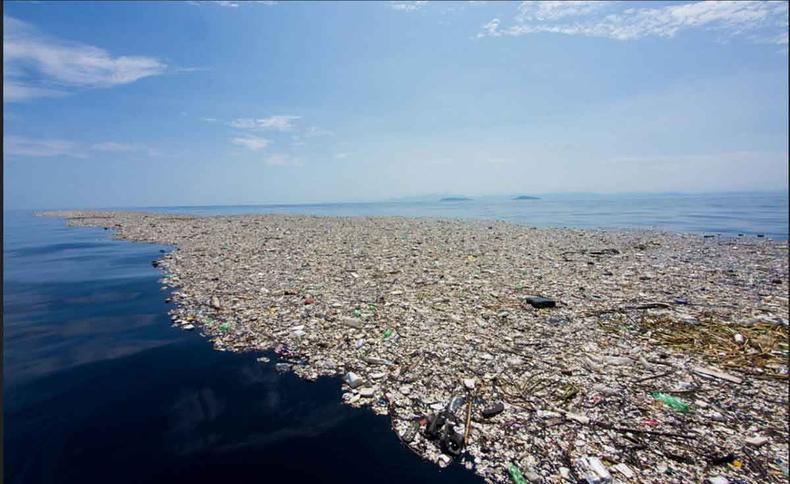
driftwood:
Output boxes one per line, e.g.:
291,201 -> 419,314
586,302 -> 672,316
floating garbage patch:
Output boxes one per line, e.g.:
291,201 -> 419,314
43,211 -> 789,483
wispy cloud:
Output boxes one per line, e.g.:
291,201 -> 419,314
3,16 -> 167,102
230,115 -> 300,131
211,114 -> 329,156
390,1 -> 428,12
333,152 -> 349,160
2,82 -> 65,102
516,1 -> 608,22
5,135 -> 150,158
302,126 -> 334,137
173,66 -> 212,73
479,1 -> 789,44
4,135 -> 84,158
264,153 -> 302,167
194,1 -> 278,8
89,142 -> 143,152
232,135 -> 271,151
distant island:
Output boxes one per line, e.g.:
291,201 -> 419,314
513,195 -> 541,200
439,197 -> 472,202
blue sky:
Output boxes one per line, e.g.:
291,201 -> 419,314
3,1 -> 788,209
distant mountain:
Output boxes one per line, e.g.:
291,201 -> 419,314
439,197 -> 472,202
513,195 -> 541,200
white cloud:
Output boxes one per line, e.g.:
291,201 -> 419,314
5,136 -> 150,158
303,126 -> 334,137
211,0 -> 277,7
4,135 -> 85,157
390,1 -> 428,12
230,115 -> 300,131
333,152 -> 349,159
3,81 -> 65,102
264,153 -> 302,167
753,31 -> 790,45
479,18 -> 501,38
516,1 -> 608,22
3,16 -> 167,102
89,142 -> 142,152
232,135 -> 271,151
173,66 -> 211,73
479,1 -> 788,44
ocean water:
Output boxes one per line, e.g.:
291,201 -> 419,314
3,191 -> 788,483
3,212 -> 481,484
135,191 -> 788,239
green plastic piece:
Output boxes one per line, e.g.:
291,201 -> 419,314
651,392 -> 690,412
508,463 -> 526,484
382,329 -> 394,340
353,308 -> 361,317
219,322 -> 231,332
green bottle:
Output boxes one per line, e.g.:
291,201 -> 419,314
651,392 -> 690,412
508,464 -> 526,484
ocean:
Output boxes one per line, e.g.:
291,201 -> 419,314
3,191 -> 788,483
136,191 -> 788,239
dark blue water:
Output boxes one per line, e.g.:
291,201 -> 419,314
127,191 -> 787,239
3,212 -> 481,484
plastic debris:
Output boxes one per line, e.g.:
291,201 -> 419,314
693,366 -> 743,384
651,392 -> 690,412
708,453 -> 736,466
523,296 -> 556,309
612,463 -> 635,479
745,435 -> 769,447
448,395 -> 466,413
45,210 -> 790,484
775,457 -> 789,477
575,456 -> 612,483
343,372 -> 364,389
359,387 -> 375,398
274,343 -> 291,356
508,463 -> 527,484
706,477 -> 730,484
481,402 -> 504,418
401,421 -> 419,443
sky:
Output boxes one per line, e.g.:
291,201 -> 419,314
3,0 -> 789,210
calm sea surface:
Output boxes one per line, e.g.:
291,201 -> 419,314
3,192 -> 788,483
138,191 -> 788,239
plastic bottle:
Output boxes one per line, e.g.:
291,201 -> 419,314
651,392 -> 690,412
508,463 -> 526,484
